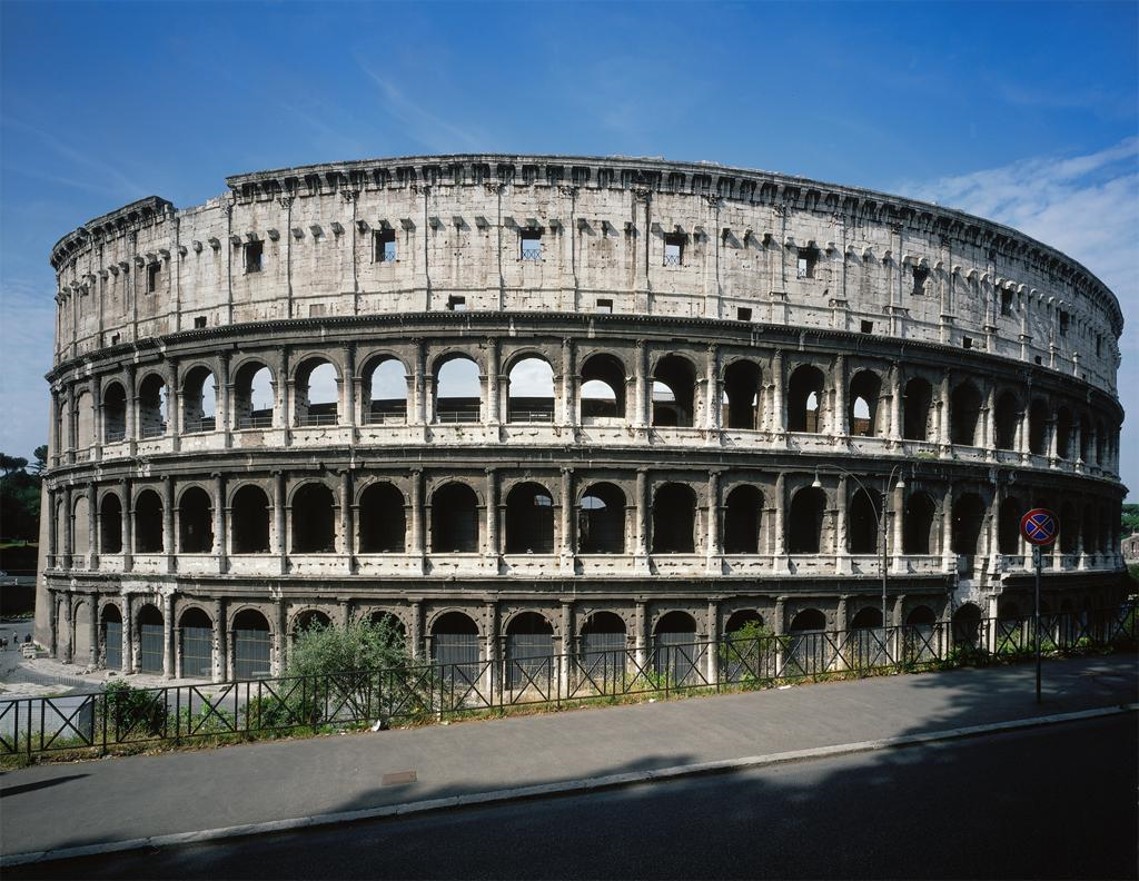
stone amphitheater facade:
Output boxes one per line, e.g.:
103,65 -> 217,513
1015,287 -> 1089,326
38,154 -> 1126,680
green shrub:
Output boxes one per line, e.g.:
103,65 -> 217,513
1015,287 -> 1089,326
103,680 -> 168,738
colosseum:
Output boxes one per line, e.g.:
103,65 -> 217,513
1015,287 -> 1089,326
38,154 -> 1126,682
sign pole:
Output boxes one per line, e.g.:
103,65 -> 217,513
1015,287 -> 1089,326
1033,545 -> 1042,704
1020,507 -> 1057,706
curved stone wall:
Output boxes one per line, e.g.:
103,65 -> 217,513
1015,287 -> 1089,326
39,154 -> 1126,680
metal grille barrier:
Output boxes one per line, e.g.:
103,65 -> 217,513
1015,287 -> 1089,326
2,604 -> 1133,758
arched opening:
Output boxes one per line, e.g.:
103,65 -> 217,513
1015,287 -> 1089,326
723,485 -> 763,554
368,611 -> 407,643
998,498 -> 1023,554
787,608 -> 827,677
436,356 -> 481,423
431,483 -> 479,552
134,489 -> 164,553
950,382 -> 981,446
507,356 -> 555,423
505,483 -> 555,554
788,487 -> 826,553
231,485 -> 271,553
580,353 -> 626,422
178,487 -> 214,553
233,362 -> 274,429
181,366 -> 217,434
72,496 -> 90,559
1055,407 -> 1072,459
651,483 -> 696,553
848,488 -> 880,554
994,391 -> 1020,450
904,605 -> 938,663
848,371 -> 881,437
1028,399 -> 1048,455
102,604 -> 123,671
1082,503 -> 1098,555
100,493 -> 123,554
103,382 -> 127,443
358,482 -> 406,553
788,365 -> 826,433
578,612 -> 627,684
505,612 -> 555,689
430,612 -> 480,686
952,603 -> 982,647
850,607 -> 883,628
232,609 -> 272,679
725,610 -> 764,635
137,373 -> 168,438
295,359 -> 339,426
74,600 -> 93,661
902,377 -> 933,442
1079,414 -> 1092,462
951,493 -> 986,564
75,391 -> 95,452
180,607 -> 213,678
903,492 -> 936,554
578,483 -> 626,554
138,604 -> 164,674
292,483 -> 336,553
723,360 -> 762,429
653,611 -> 700,686
1059,502 -> 1078,554
652,355 -> 695,427
363,356 -> 408,424
293,609 -> 332,636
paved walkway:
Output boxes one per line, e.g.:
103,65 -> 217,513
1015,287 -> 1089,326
1,654 -> 1136,865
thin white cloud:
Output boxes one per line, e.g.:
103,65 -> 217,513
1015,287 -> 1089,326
357,64 -> 483,153
1,116 -> 147,200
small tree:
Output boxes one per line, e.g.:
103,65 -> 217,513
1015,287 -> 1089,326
286,618 -> 409,678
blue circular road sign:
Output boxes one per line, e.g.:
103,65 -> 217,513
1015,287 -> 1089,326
1020,508 -> 1058,546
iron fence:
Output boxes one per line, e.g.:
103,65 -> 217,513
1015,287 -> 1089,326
1,603 -> 1133,758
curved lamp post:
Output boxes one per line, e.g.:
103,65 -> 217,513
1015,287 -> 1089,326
813,464 -> 906,640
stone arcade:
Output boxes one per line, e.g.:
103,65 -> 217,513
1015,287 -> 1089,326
39,154 -> 1126,680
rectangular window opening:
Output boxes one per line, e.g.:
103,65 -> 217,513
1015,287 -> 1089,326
1000,290 -> 1014,317
374,228 -> 397,262
244,240 -> 264,274
309,303 -> 327,318
146,263 -> 161,293
1034,355 -> 1043,365
911,266 -> 928,296
1059,310 -> 1070,336
796,247 -> 818,279
737,307 -> 753,322
962,336 -> 973,350
193,316 -> 207,329
861,320 -> 874,334
596,298 -> 613,314
663,233 -> 684,267
448,295 -> 467,312
520,229 -> 543,261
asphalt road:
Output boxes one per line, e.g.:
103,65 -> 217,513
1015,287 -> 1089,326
9,713 -> 1136,881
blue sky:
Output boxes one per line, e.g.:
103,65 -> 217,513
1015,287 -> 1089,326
2,0 -> 1137,495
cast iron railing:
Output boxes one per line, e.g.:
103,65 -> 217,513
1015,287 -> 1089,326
1,603 -> 1133,758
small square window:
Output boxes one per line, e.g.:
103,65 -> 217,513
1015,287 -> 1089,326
193,316 -> 207,329
110,333 -> 121,345
596,298 -> 613,314
244,240 -> 264,273
911,266 -> 928,296
796,247 -> 818,279
374,229 -> 397,262
962,336 -> 973,350
520,229 -> 542,261
146,263 -> 161,293
861,320 -> 874,334
309,303 -> 326,317
1001,290 -> 1014,317
1034,355 -> 1043,365
663,233 -> 684,267
737,307 -> 753,321
448,295 -> 467,312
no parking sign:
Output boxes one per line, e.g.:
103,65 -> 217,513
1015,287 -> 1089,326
1020,508 -> 1058,547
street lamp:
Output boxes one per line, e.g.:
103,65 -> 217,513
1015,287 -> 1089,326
813,464 -> 906,637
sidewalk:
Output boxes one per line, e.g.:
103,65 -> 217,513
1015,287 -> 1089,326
1,653 -> 1136,865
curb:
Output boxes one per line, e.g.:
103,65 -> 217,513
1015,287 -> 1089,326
3,703 -> 1135,868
